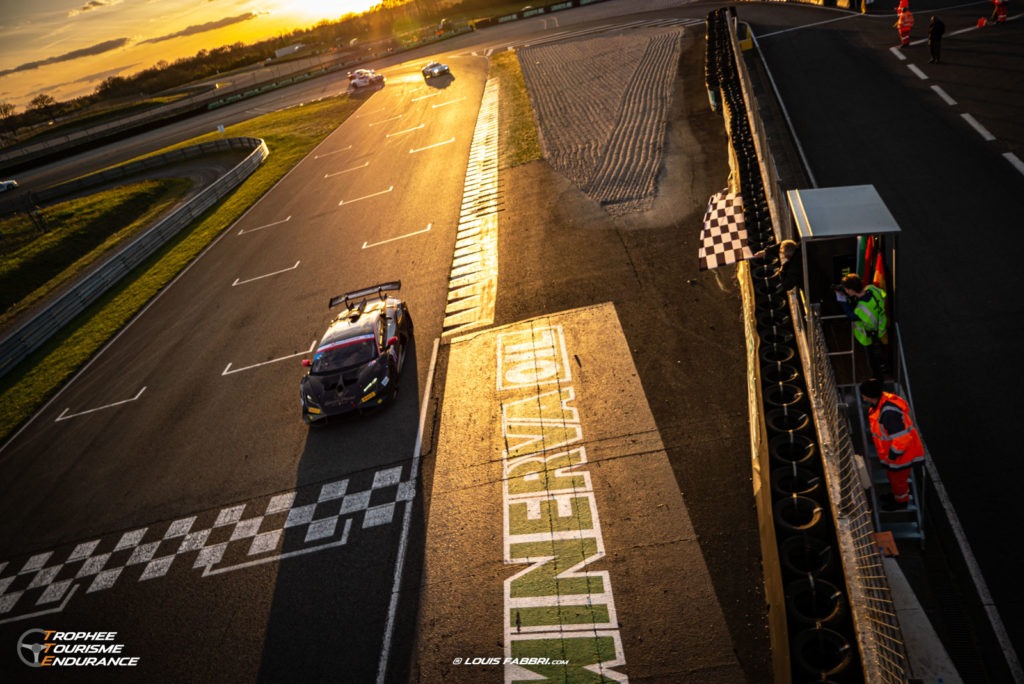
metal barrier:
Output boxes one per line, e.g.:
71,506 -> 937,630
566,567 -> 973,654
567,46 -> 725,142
0,137 -> 269,379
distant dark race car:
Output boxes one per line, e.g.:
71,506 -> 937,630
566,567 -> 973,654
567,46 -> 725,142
421,61 -> 450,79
300,282 -> 412,423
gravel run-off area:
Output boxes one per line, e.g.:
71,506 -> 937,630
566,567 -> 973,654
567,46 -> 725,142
518,26 -> 684,215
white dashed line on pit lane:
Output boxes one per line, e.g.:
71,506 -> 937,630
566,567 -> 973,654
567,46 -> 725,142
325,161 -> 369,178
238,215 -> 290,236
55,387 -> 147,423
232,261 -> 300,287
931,85 -> 957,106
1004,153 -> 1024,176
222,340 -> 316,376
906,63 -> 928,80
338,186 -> 394,206
362,223 -> 432,249
961,113 -> 996,141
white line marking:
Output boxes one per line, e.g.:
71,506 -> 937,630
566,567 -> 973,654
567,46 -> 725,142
0,584 -> 79,624
368,115 -> 402,127
962,113 -> 995,141
238,216 -> 290,236
232,261 -> 300,286
338,186 -> 394,206
890,46 -> 907,61
432,97 -> 466,108
385,123 -> 425,138
411,91 -> 441,101
1004,152 -> 1024,176
362,224 -> 432,249
931,85 -> 957,106
377,337 -> 439,684
222,341 -> 316,376
410,138 -> 455,154
314,145 -> 352,159
201,519 -> 352,576
355,107 -> 384,118
56,387 -> 147,422
907,64 -> 928,80
325,161 -> 369,177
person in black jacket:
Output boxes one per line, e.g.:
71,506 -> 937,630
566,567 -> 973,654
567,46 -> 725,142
928,16 -> 946,63
753,239 -> 802,292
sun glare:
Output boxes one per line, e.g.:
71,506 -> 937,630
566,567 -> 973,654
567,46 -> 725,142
275,0 -> 379,24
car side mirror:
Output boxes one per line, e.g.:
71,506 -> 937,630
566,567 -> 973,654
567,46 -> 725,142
301,358 -> 312,367
387,336 -> 398,348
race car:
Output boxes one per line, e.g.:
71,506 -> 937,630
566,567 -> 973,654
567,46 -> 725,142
348,68 -> 385,88
300,282 -> 413,423
422,61 -> 450,79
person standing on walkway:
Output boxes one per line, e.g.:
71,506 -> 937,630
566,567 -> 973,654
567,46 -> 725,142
838,273 -> 888,378
895,6 -> 915,47
928,16 -> 945,63
990,0 -> 1008,24
860,379 -> 925,510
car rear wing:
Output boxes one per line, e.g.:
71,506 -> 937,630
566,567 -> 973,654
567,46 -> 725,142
328,281 -> 401,309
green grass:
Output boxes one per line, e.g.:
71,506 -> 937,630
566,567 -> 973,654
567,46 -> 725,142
0,179 -> 192,323
490,50 -> 542,168
0,95 -> 363,442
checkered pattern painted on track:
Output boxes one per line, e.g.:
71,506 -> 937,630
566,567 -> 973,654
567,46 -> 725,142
0,465 -> 412,623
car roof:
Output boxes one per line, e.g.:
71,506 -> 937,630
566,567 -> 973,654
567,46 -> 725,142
320,299 -> 386,347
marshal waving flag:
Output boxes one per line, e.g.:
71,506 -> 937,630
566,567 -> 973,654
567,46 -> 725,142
698,189 -> 751,270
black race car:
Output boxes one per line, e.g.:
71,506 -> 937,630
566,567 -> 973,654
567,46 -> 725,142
300,282 -> 412,423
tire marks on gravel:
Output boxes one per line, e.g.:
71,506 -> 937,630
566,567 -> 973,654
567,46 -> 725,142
518,27 -> 684,214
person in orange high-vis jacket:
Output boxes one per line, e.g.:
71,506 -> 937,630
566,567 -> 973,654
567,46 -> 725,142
861,379 -> 925,510
991,0 -> 1008,24
895,7 -> 915,47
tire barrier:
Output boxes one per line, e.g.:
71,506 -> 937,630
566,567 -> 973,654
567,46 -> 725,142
786,577 -> 847,627
772,465 -> 822,499
706,7 -> 863,680
780,535 -> 834,578
792,627 -> 854,680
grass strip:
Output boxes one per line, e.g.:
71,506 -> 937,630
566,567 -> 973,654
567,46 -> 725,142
0,95 -> 362,442
0,179 -> 192,321
490,50 -> 543,168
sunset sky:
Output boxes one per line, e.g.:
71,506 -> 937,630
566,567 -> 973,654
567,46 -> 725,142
0,0 -> 382,110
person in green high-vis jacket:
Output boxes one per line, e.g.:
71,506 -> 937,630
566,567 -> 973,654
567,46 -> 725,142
838,273 -> 888,378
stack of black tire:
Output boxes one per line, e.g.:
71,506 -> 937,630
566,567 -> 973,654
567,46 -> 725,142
706,8 -> 862,682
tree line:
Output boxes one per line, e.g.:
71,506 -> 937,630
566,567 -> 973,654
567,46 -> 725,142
0,0 -> 513,144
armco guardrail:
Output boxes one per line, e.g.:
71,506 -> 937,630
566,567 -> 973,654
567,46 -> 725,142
0,136 -> 268,379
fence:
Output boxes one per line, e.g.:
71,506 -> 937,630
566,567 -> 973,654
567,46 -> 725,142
0,137 -> 269,379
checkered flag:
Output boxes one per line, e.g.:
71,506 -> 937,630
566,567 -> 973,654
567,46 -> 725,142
698,190 -> 751,270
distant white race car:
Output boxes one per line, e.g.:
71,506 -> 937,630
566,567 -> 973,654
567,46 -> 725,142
0,180 -> 18,193
421,62 -> 450,79
348,68 -> 385,89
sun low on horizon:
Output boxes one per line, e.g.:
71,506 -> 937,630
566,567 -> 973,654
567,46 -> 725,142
271,0 -> 382,25
0,0 -> 389,109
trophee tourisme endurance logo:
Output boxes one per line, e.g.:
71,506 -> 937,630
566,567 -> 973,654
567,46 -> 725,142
16,629 -> 140,668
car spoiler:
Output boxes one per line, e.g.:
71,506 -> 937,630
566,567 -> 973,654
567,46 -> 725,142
328,281 -> 401,309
